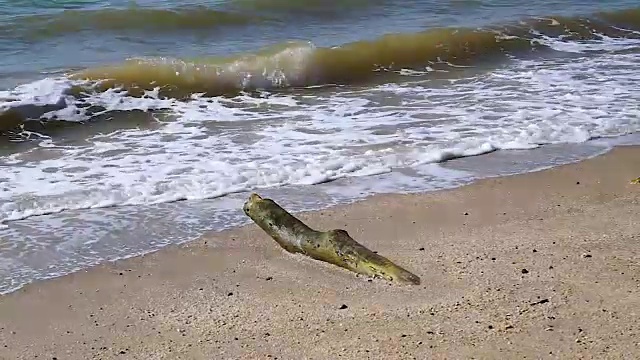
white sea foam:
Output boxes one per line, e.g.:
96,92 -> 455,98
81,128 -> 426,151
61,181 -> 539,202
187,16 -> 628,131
0,42 -> 639,228
532,30 -> 640,53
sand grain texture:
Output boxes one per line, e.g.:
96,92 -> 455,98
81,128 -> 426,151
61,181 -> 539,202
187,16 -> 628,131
0,146 -> 639,359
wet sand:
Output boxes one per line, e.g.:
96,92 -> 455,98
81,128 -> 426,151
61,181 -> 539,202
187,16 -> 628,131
0,146 -> 639,360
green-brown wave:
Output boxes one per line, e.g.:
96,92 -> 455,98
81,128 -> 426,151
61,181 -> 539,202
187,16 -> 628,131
1,0 -> 389,39
231,0 -> 387,15
1,6 -> 264,39
69,7 -> 640,98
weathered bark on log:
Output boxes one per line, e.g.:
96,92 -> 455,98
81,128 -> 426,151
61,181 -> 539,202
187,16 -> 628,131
242,193 -> 420,285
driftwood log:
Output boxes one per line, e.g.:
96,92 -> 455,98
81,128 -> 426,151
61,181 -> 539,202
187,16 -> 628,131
242,193 -> 420,285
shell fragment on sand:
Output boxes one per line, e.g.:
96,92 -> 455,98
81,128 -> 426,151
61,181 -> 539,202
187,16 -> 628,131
242,193 -> 421,285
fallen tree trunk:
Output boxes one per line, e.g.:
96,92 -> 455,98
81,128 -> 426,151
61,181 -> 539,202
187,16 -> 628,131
243,193 -> 420,285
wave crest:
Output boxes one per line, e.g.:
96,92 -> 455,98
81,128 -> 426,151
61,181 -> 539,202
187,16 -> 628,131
70,8 -> 640,97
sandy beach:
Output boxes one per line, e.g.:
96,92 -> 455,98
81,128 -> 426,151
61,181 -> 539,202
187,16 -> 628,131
1,146 -> 639,359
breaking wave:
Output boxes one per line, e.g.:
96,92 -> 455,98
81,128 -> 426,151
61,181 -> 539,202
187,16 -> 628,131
69,8 -> 640,97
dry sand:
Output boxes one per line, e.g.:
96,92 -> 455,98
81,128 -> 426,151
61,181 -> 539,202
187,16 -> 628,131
0,146 -> 639,360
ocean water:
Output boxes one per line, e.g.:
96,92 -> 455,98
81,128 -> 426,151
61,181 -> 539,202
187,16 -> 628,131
1,0 -> 639,294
